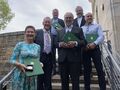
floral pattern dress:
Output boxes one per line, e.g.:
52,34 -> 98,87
9,41 -> 40,90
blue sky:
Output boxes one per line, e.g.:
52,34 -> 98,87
0,0 -> 92,33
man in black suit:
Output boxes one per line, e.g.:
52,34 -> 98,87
34,17 -> 55,90
73,6 -> 86,27
73,6 -> 86,76
51,8 -> 65,75
56,12 -> 86,90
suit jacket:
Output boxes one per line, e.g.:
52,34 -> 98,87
34,29 -> 56,63
73,16 -> 86,28
56,26 -> 86,63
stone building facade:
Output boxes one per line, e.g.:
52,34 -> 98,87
91,0 -> 120,54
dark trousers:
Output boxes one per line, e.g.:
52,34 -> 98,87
83,47 -> 106,90
37,53 -> 53,90
59,59 -> 80,90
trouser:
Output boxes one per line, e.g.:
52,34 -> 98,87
83,47 -> 106,90
59,59 -> 80,90
37,53 -> 53,90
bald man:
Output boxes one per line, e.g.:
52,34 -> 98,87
34,17 -> 56,90
56,12 -> 86,90
82,12 -> 106,90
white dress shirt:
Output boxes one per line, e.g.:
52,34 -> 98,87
65,25 -> 73,33
77,17 -> 82,27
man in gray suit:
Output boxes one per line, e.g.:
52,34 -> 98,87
34,17 -> 55,90
56,12 -> 86,90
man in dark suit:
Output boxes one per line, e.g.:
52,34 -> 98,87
73,6 -> 86,76
34,17 -> 55,90
73,6 -> 86,28
56,12 -> 86,90
51,8 -> 65,75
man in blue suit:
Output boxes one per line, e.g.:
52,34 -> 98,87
34,17 -> 56,90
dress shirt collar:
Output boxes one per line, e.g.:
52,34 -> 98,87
77,16 -> 82,19
65,25 -> 73,32
85,22 -> 94,26
65,25 -> 73,29
43,28 -> 50,33
52,18 -> 58,22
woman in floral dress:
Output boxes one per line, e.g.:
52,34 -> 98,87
9,25 -> 41,90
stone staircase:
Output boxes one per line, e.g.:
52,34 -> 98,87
51,63 -> 111,90
0,60 -> 111,90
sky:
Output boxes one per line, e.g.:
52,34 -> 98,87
0,0 -> 92,34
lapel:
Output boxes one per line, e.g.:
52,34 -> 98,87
40,30 -> 44,45
50,32 -> 53,47
75,18 -> 79,27
71,27 -> 74,33
80,16 -> 85,27
75,16 -> 85,27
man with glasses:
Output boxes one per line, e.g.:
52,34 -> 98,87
56,12 -> 86,90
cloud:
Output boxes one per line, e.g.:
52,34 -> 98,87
0,0 -> 91,34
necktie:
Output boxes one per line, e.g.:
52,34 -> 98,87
44,32 -> 51,54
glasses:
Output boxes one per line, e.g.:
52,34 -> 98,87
86,15 -> 92,18
65,17 -> 73,19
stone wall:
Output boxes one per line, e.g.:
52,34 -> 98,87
92,0 -> 120,54
0,31 -> 24,75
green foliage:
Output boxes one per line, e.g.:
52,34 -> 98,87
0,0 -> 14,30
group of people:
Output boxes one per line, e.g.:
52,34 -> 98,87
9,5 -> 106,90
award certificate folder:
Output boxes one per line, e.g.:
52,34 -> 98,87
24,58 -> 44,77
86,34 -> 98,43
63,32 -> 79,42
52,22 -> 63,30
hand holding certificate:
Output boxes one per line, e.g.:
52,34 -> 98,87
52,22 -> 63,30
24,58 -> 44,76
63,32 -> 79,43
86,34 -> 98,43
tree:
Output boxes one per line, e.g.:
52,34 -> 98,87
0,0 -> 14,30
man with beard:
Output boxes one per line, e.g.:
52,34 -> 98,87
56,12 -> 86,90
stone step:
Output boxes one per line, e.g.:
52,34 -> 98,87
52,83 -> 110,90
52,75 -> 108,84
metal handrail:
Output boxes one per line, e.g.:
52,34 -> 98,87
101,42 -> 120,90
0,67 -> 16,90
